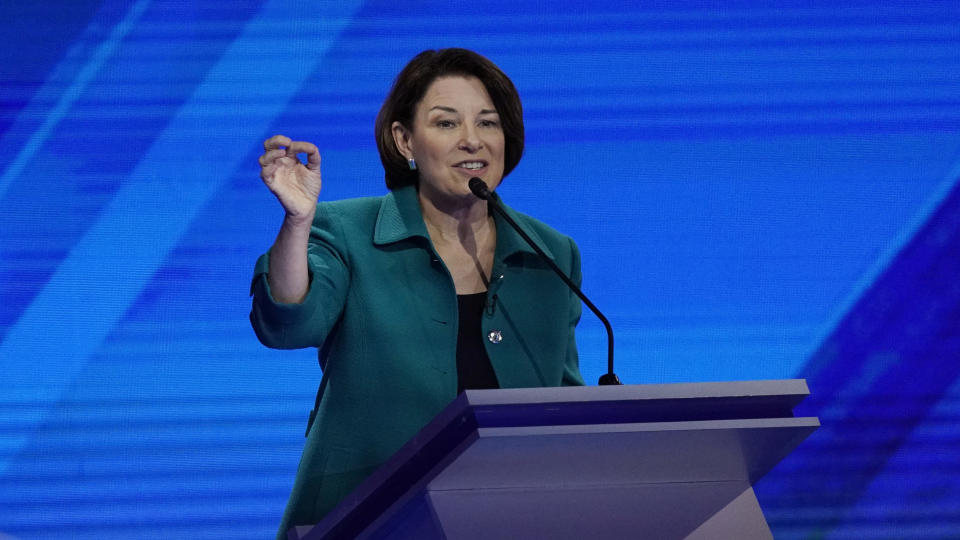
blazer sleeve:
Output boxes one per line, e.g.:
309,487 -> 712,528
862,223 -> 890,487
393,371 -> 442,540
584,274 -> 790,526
561,236 -> 587,386
249,203 -> 350,350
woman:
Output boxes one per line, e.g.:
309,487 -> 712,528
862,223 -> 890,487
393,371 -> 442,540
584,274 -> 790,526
251,48 -> 585,537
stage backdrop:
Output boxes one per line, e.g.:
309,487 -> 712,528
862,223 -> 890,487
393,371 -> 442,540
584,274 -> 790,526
2,1 -> 959,538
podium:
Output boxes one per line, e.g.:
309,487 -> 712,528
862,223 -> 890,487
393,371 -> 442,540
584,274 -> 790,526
290,380 -> 818,539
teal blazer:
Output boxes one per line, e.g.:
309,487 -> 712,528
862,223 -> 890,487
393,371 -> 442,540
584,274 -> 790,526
250,185 -> 585,537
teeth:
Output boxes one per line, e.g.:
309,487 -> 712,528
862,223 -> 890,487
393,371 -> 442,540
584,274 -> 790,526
459,162 -> 484,170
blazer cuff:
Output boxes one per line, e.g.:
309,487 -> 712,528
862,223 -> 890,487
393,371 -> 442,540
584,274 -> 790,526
250,252 -> 321,326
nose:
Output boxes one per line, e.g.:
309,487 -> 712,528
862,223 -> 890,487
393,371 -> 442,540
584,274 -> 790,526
458,124 -> 482,152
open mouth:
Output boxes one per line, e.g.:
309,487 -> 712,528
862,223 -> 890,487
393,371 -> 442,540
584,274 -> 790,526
453,160 -> 488,173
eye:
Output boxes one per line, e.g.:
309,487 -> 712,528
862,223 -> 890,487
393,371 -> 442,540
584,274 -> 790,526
479,119 -> 500,128
436,119 -> 456,129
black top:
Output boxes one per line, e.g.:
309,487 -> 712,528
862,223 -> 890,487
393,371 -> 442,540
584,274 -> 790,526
456,292 -> 500,394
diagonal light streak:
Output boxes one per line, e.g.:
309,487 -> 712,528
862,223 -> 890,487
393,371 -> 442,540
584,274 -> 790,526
0,0 -> 151,201
0,0 -> 362,475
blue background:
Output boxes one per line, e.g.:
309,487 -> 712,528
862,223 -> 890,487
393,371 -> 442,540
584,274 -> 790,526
2,1 -> 959,538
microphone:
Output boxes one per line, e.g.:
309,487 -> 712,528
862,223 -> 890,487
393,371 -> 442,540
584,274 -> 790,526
469,177 -> 621,385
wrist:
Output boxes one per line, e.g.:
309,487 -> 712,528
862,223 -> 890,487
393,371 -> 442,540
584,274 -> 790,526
283,210 -> 314,229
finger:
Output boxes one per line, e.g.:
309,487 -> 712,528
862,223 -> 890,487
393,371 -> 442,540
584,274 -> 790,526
258,148 -> 287,167
286,140 -> 318,155
260,156 -> 297,182
275,156 -> 298,169
284,141 -> 317,157
263,134 -> 292,151
305,145 -> 321,172
287,141 -> 321,171
261,162 -> 279,182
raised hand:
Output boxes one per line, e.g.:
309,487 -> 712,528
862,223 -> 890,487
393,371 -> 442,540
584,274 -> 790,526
260,134 -> 322,223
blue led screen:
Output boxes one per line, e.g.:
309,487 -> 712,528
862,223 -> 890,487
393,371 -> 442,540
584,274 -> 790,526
2,1 -> 959,538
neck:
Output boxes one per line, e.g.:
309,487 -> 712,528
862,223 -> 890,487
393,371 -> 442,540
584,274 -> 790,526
418,189 -> 493,245
417,185 -> 498,294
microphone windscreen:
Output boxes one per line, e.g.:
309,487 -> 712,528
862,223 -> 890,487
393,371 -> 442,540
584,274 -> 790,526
468,177 -> 491,199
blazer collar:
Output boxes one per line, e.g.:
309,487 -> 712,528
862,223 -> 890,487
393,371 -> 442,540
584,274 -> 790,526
491,198 -> 556,262
373,185 -> 430,245
373,185 -> 556,262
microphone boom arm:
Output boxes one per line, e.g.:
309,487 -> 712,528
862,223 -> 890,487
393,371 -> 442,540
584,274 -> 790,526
469,178 -> 621,385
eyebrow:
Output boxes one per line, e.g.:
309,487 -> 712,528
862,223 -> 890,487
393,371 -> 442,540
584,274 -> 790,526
428,106 -> 498,115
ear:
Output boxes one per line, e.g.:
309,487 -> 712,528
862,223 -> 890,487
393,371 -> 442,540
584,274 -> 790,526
391,121 -> 414,160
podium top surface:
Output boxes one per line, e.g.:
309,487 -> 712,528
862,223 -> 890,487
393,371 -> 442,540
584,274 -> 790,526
453,379 -> 811,430
460,379 -> 809,406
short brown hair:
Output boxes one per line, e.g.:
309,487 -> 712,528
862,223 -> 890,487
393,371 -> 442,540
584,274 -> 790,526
375,48 -> 524,190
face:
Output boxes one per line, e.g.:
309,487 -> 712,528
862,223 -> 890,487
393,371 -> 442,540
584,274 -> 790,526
392,76 -> 506,205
